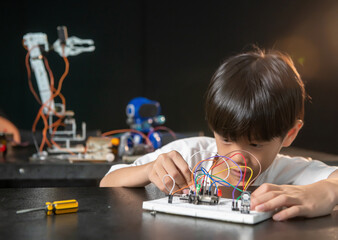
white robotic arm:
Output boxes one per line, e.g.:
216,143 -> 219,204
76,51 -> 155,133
53,36 -> 95,57
23,27 -> 95,112
23,33 -> 54,113
23,26 -> 94,153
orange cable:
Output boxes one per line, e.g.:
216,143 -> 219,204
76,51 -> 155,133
34,54 -> 70,151
25,47 -> 42,105
102,129 -> 153,147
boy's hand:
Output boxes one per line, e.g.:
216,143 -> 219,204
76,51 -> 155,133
251,181 -> 337,221
146,151 -> 192,194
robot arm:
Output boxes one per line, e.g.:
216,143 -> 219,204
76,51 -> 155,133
23,33 -> 54,113
23,26 -> 94,153
53,36 -> 95,57
23,27 -> 96,113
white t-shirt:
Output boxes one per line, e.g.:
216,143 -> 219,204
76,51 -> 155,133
107,136 -> 338,186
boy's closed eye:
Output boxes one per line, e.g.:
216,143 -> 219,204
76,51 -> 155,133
222,137 -> 263,148
222,138 -> 232,144
249,143 -> 263,148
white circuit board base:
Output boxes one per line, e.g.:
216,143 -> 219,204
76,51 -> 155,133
143,196 -> 273,224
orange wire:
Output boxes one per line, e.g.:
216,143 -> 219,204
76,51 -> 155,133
102,129 -> 153,147
39,112 -> 49,151
41,55 -> 69,151
33,54 -> 69,151
148,126 -> 177,139
171,158 -> 217,195
171,177 -> 200,195
25,47 -> 42,105
22,39 -> 28,50
44,55 -> 68,152
44,56 -> 67,109
25,42 -> 72,153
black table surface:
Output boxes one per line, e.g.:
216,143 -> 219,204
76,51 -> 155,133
1,186 -> 338,240
0,132 -> 202,187
0,145 -> 114,187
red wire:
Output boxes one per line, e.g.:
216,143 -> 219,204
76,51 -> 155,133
229,153 -> 247,190
102,129 -> 153,148
147,126 -> 177,139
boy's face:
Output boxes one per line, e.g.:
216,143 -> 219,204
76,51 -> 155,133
213,132 -> 284,186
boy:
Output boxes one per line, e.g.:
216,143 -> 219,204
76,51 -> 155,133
100,48 -> 338,221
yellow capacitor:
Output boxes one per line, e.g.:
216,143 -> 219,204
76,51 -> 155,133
111,137 -> 120,146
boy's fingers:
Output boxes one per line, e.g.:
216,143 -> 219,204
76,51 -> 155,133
153,165 -> 177,192
273,205 -> 305,221
152,171 -> 181,194
155,164 -> 168,183
169,151 -> 192,184
251,191 -> 284,209
162,157 -> 188,188
255,194 -> 299,212
251,183 -> 281,197
151,173 -> 169,194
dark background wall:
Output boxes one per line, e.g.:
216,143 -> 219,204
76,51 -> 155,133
1,0 -> 338,154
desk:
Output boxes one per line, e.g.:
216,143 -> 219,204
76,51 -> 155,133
0,146 -> 113,187
1,186 -> 338,240
0,132 -> 201,187
1,143 -> 338,187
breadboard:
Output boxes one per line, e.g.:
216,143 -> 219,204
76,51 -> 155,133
143,196 -> 273,224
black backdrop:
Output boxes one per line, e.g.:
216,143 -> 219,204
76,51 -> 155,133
1,0 -> 338,154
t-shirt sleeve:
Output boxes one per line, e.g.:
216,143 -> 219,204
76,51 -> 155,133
256,154 -> 338,185
105,136 -> 217,176
105,148 -> 165,175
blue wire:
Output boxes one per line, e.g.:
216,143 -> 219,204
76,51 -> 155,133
200,167 -> 218,193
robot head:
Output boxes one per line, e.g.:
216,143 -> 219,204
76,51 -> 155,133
126,97 -> 165,132
126,97 -> 161,119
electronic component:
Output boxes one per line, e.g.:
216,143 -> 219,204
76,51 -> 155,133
147,150 -> 263,225
168,194 -> 174,204
143,197 -> 273,225
0,133 -> 12,157
174,185 -> 220,205
232,200 -> 239,211
160,150 -> 262,221
240,191 -> 251,214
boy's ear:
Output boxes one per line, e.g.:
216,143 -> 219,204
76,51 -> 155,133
282,120 -> 303,147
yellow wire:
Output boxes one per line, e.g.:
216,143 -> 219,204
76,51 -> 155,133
212,166 -> 253,191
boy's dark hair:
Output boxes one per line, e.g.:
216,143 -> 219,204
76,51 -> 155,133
205,48 -> 306,142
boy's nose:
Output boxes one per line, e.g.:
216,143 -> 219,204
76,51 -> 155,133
224,149 -> 251,165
